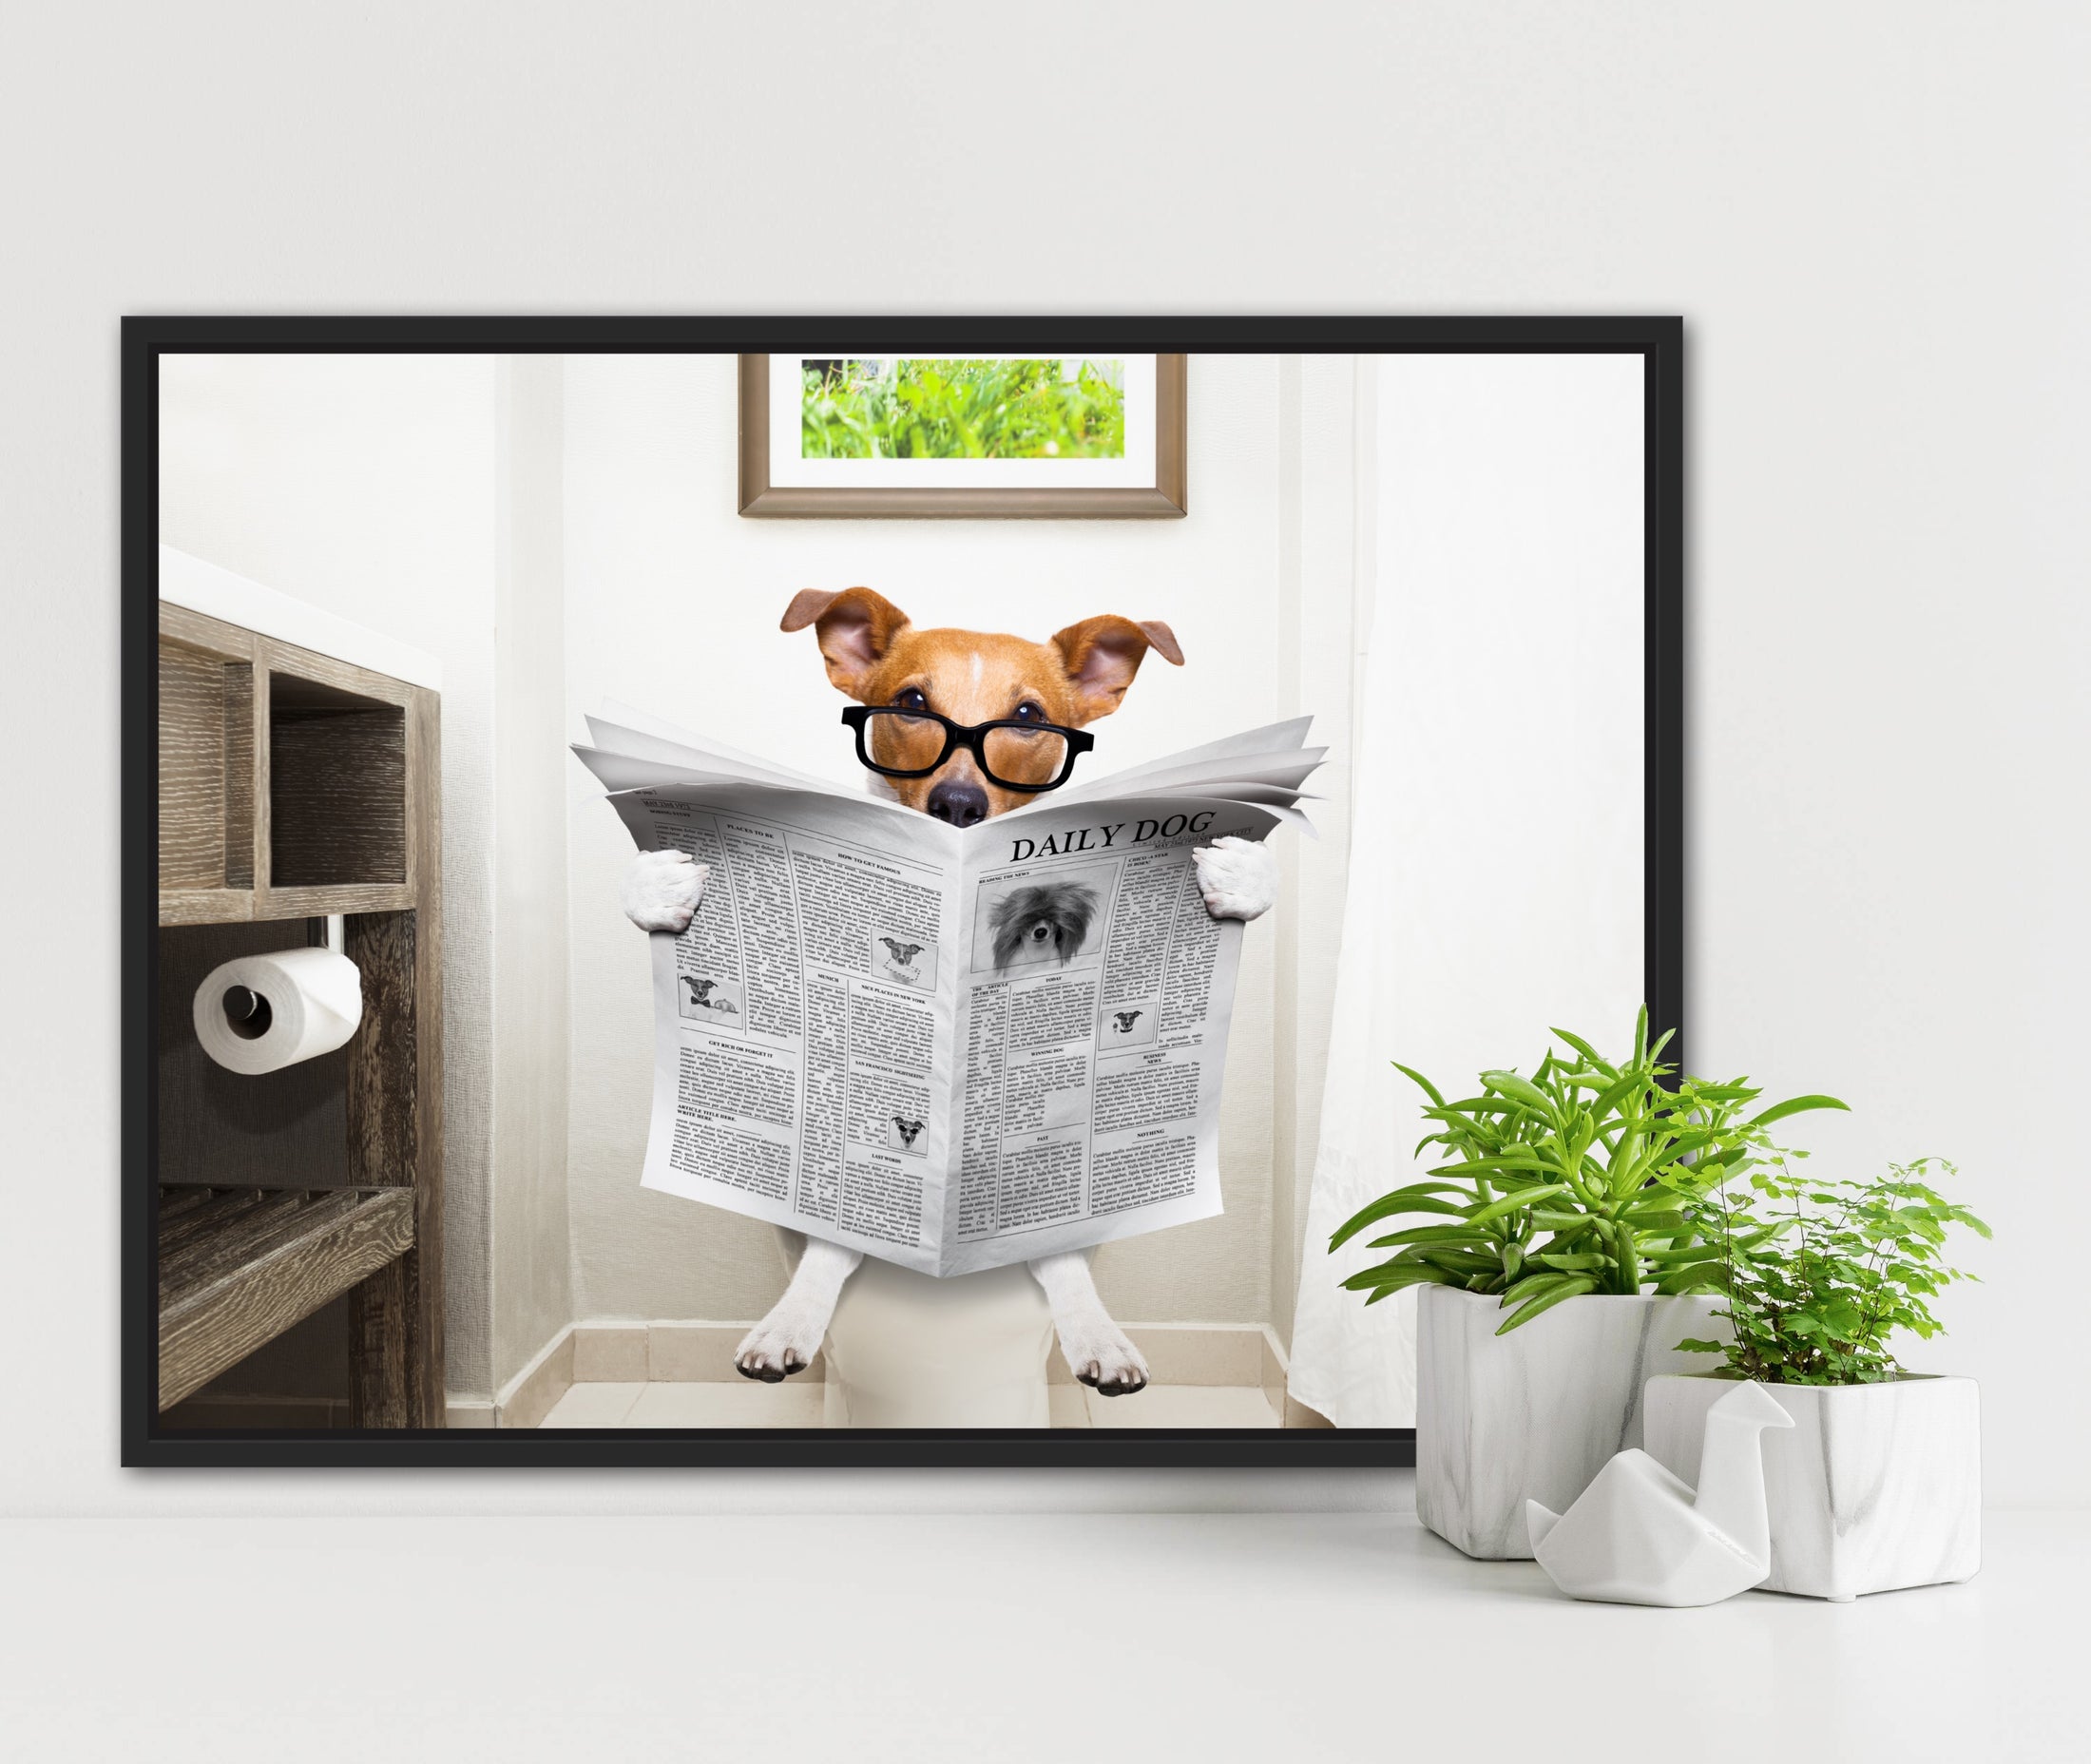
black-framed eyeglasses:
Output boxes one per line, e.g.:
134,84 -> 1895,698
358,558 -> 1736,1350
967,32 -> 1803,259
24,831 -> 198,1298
842,704 -> 1094,794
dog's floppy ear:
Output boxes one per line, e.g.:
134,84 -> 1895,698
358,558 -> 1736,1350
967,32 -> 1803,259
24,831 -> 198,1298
781,587 -> 911,699
1050,616 -> 1183,722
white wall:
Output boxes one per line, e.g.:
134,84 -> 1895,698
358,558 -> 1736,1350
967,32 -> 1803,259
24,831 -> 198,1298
490,359 -> 576,1392
3,0 -> 2084,1512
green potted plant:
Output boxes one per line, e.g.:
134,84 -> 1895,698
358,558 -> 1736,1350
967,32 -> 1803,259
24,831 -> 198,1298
1330,1008 -> 1845,1559
1644,1156 -> 1988,1600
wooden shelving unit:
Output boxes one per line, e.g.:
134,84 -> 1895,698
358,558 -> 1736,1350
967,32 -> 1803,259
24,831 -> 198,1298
158,1186 -> 418,1411
156,599 -> 444,1427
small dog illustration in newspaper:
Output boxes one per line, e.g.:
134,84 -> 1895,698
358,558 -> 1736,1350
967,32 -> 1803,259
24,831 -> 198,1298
873,930 -> 936,990
1101,1001 -> 1158,1049
622,587 -> 1281,1402
678,975 -> 742,1020
887,1114 -> 928,1155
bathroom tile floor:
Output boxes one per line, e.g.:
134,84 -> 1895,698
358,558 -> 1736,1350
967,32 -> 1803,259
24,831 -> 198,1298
538,1379 -> 1281,1427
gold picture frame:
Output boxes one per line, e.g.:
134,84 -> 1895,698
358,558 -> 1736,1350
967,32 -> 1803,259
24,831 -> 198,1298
739,353 -> 1187,518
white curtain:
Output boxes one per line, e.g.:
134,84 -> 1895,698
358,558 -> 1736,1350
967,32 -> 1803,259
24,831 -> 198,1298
1287,353 -> 1650,1428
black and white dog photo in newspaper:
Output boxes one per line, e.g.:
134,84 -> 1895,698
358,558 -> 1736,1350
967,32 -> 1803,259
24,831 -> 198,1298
872,930 -> 935,990
1103,1005 -> 1158,1050
971,867 -> 1110,977
622,588 -> 1278,1398
988,881 -> 1100,973
677,974 -> 742,1020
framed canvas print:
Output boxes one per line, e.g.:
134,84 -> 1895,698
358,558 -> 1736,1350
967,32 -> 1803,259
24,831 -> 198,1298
739,351 -> 1189,517
122,316 -> 1681,1467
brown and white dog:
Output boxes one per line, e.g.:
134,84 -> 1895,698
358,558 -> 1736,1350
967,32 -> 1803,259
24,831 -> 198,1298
623,586 -> 1278,1396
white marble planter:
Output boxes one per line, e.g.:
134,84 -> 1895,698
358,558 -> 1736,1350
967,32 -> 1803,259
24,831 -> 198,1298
1415,1285 -> 1726,1560
1643,1372 -> 1982,1601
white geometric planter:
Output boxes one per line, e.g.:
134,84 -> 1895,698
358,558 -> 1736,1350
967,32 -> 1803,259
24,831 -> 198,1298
1644,1372 -> 1982,1601
1415,1285 -> 1728,1560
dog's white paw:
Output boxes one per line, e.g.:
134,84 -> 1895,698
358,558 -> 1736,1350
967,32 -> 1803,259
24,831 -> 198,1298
734,1310 -> 822,1383
1058,1318 -> 1150,1398
1192,834 -> 1277,922
623,850 -> 708,933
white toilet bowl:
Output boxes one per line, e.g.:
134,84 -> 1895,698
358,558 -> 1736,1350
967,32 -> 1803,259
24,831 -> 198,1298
817,1252 -> 1056,1428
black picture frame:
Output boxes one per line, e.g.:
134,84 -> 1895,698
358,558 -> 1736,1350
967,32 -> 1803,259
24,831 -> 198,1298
122,316 -> 1684,1468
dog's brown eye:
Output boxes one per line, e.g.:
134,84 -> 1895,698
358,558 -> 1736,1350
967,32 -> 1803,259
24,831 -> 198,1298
893,687 -> 930,714
1013,701 -> 1044,723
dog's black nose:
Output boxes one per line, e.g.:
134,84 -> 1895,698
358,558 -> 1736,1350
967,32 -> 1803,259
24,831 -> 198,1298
926,779 -> 989,828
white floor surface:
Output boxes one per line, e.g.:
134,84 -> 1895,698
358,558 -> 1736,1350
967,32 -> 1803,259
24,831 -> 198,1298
1,1499 -> 2079,1761
538,1377 -> 1282,1428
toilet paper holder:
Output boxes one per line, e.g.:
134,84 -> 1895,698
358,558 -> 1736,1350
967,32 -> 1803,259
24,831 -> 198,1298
216,914 -> 344,1044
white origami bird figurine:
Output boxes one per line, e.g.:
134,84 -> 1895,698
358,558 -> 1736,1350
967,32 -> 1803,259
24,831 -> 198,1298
1526,1381 -> 1794,1607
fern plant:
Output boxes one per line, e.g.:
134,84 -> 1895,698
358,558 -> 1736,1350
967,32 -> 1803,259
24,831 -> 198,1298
1329,1008 -> 1846,1334
1678,1158 -> 1987,1384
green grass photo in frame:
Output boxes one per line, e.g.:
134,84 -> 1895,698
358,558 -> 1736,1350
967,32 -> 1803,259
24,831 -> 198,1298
800,358 -> 1127,462
739,352 -> 1187,518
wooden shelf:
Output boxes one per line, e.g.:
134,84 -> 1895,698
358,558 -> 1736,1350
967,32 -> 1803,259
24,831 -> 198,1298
156,591 -> 444,1429
158,1186 -> 415,1412
160,886 -> 258,926
158,602 -> 427,929
161,883 -> 421,926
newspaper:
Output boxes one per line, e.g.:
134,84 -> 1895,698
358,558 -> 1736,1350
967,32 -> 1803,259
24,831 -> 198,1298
574,707 -> 1323,1275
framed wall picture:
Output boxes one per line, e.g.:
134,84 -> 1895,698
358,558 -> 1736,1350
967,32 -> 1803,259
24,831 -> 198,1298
123,316 -> 1681,1467
738,351 -> 1189,517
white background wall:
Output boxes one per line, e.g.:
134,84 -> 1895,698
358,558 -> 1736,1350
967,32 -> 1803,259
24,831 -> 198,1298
490,358 -> 577,1391
1,1 -> 2084,1511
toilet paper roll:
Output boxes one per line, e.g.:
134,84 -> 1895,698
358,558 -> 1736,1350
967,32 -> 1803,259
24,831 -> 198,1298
193,947 -> 365,1076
